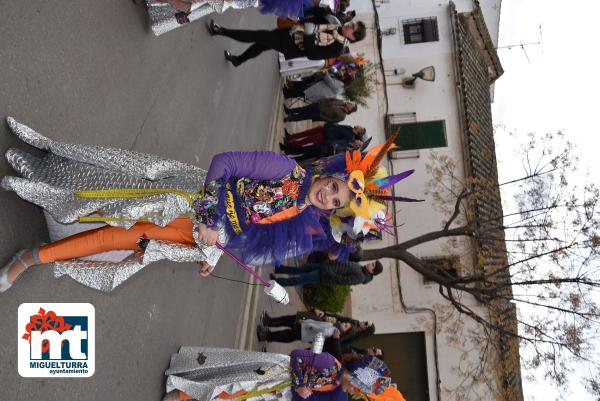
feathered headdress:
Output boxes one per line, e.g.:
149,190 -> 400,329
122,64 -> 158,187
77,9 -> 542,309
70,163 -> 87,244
342,132 -> 417,219
311,132 -> 423,244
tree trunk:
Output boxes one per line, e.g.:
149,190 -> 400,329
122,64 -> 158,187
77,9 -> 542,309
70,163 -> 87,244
361,248 -> 398,261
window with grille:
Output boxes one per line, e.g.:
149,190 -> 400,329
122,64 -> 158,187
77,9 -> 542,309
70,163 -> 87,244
422,256 -> 460,284
402,17 -> 439,44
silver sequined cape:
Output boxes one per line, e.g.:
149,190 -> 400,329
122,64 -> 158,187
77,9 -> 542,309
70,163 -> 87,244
165,347 -> 293,401
1,117 -> 223,292
146,0 -> 259,36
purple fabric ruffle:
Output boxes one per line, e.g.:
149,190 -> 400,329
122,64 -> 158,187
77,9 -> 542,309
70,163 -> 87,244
223,204 -> 331,266
258,0 -> 314,19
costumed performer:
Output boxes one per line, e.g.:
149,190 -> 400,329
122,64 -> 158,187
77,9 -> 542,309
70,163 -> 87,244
0,118 -> 416,293
143,0 -> 317,36
160,345 -> 391,401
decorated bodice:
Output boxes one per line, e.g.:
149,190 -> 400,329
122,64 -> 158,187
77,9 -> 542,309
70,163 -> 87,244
193,164 -> 312,229
235,164 -> 307,224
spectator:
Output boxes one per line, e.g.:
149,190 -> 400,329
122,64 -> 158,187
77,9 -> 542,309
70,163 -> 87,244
270,259 -> 383,287
207,8 -> 366,66
284,99 -> 357,123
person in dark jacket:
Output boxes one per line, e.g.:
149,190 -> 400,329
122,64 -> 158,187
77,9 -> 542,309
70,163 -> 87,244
322,321 -> 376,360
257,310 -> 371,344
305,244 -> 363,264
283,75 -> 321,100
257,318 -> 353,343
280,137 -> 363,162
269,260 -> 383,287
283,124 -> 366,147
322,321 -> 376,357
280,123 -> 367,161
283,73 -> 344,102
207,8 -> 366,67
325,341 -> 384,362
284,99 -> 357,123
261,308 -> 359,328
344,346 -> 384,361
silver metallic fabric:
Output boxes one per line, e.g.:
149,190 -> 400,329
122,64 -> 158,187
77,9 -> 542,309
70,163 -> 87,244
51,238 -> 223,292
165,347 -> 293,401
1,117 -> 224,292
146,0 -> 259,36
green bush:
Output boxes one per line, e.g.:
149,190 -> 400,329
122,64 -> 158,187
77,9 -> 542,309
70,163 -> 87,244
303,284 -> 351,312
343,62 -> 378,107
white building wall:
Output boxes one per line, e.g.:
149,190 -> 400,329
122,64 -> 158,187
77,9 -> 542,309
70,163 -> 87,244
352,0 -> 501,44
339,1 -> 503,400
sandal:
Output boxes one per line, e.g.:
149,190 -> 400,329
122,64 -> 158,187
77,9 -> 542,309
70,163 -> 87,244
162,390 -> 181,401
0,250 -> 30,292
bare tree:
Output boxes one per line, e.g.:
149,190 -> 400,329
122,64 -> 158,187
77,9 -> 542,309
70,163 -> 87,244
360,131 -> 600,400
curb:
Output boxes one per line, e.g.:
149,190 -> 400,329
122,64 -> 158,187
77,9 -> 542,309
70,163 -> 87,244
234,267 -> 262,350
234,77 -> 284,351
266,77 -> 285,154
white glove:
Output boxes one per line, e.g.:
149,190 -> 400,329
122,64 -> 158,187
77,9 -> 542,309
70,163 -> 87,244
264,280 -> 290,304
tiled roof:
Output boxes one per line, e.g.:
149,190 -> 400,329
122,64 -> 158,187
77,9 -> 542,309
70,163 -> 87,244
449,2 -> 524,400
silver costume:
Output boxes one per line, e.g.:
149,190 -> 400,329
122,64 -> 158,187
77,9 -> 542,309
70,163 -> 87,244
165,347 -> 293,401
1,117 -> 223,292
146,0 -> 259,36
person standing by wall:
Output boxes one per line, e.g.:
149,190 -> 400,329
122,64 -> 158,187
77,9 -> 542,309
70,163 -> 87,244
270,259 -> 383,287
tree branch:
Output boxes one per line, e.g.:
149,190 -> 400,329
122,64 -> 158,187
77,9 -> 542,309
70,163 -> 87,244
444,188 -> 470,231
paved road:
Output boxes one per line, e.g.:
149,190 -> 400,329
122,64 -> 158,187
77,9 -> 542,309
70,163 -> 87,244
0,2 -> 279,400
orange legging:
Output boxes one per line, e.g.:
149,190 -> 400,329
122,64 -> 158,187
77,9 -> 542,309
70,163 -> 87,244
38,217 -> 196,264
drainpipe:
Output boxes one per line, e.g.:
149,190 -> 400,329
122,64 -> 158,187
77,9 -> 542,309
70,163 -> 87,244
388,162 -> 442,401
368,0 -> 443,397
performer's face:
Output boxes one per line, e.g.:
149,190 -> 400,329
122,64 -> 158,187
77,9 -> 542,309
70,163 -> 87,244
308,176 -> 350,210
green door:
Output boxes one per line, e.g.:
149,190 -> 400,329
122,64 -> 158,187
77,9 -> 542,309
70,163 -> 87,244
389,120 -> 447,150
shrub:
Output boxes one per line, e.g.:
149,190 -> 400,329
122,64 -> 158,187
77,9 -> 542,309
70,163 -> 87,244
303,284 -> 351,312
343,62 -> 378,107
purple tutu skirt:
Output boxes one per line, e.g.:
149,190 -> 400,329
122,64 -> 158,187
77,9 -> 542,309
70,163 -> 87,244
259,0 -> 314,19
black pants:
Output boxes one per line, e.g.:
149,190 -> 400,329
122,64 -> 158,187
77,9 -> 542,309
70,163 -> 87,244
281,144 -> 332,162
284,104 -> 323,122
283,77 -> 317,99
293,149 -> 332,162
221,28 -> 294,65
283,86 -> 306,99
265,324 -> 302,343
264,314 -> 297,328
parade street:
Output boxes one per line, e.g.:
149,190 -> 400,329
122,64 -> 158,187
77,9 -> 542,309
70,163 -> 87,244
0,2 -> 279,400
